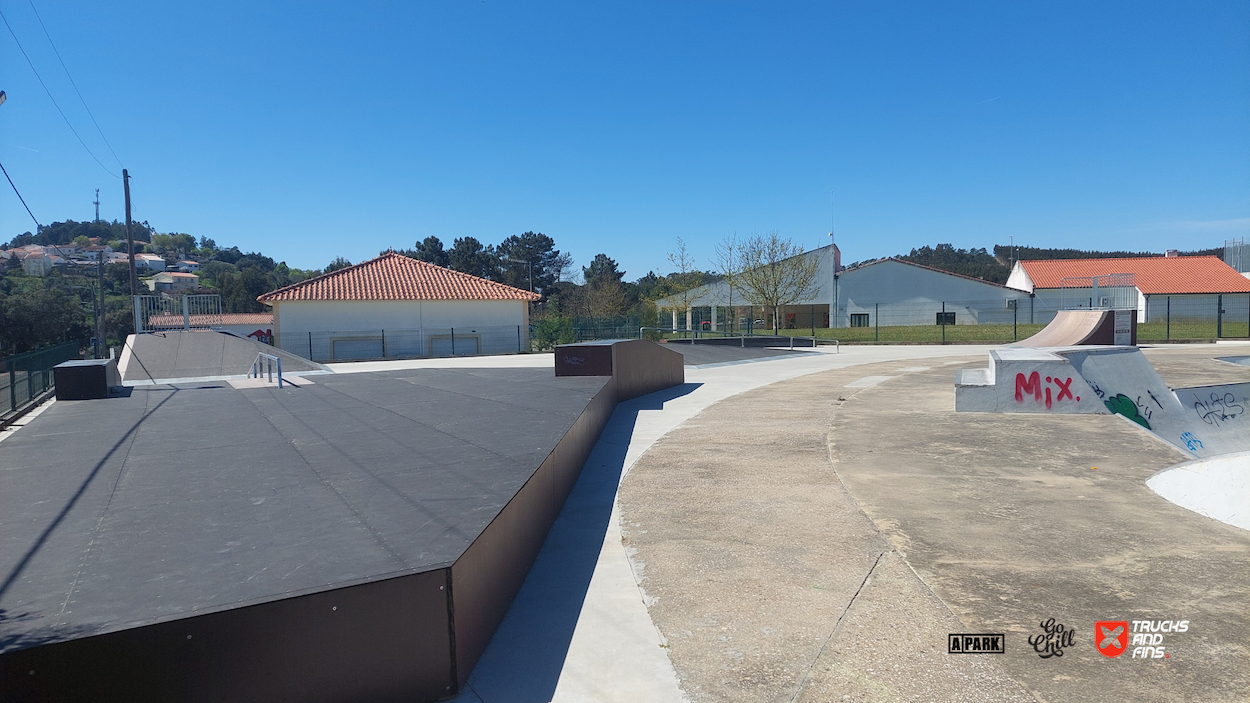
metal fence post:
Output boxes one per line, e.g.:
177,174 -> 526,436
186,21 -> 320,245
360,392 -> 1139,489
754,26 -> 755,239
182,294 -> 190,330
811,304 -> 815,338
941,302 -> 947,344
9,366 -> 16,415
517,325 -> 522,353
875,303 -> 879,342
1166,297 -> 1171,340
451,328 -> 455,355
1217,294 -> 1223,338
381,330 -> 387,358
1013,303 -> 1018,341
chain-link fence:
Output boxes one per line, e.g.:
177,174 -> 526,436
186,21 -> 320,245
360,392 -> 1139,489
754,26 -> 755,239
300,325 -> 527,362
664,295 -> 1250,344
1,341 -> 81,422
1137,294 -> 1250,341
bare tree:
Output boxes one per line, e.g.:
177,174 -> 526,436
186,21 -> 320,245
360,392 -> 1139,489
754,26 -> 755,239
711,233 -> 739,331
666,236 -> 704,329
733,231 -> 820,333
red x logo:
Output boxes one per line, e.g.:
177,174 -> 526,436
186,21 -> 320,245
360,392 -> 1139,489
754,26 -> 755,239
1054,377 -> 1075,402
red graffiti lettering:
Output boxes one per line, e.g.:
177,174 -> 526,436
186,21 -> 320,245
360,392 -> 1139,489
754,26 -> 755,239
1054,377 -> 1074,402
1015,372 -> 1042,403
1045,386 -> 1053,409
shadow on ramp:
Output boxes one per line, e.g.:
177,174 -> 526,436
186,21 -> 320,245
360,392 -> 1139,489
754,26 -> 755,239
459,382 -> 701,702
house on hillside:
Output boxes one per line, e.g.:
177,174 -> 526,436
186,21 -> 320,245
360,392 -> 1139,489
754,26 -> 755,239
82,245 -> 114,261
135,253 -> 166,272
176,260 -> 200,273
257,251 -> 541,361
655,245 -> 1027,329
146,272 -> 200,292
21,253 -> 52,277
1006,255 -> 1250,323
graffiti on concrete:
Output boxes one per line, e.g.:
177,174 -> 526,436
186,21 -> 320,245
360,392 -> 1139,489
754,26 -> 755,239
1014,372 -> 1081,410
1088,380 -> 1106,400
1180,432 -> 1204,451
1193,392 -> 1245,427
1104,393 -> 1152,430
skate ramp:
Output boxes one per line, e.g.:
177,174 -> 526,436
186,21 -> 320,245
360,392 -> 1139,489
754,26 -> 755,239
957,345 -> 1250,458
118,330 -> 327,383
1014,309 -> 1137,347
1147,453 -> 1250,531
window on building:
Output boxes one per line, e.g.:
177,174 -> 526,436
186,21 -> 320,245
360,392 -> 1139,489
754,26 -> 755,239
936,312 -> 956,326
850,314 -> 870,328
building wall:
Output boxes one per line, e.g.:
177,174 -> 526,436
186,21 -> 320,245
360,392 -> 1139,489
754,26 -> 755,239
273,300 -> 530,359
657,253 -> 1021,328
834,260 -> 1024,326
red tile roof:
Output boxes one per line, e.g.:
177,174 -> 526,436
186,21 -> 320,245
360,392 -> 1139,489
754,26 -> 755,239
1019,256 -> 1250,295
257,251 -> 541,303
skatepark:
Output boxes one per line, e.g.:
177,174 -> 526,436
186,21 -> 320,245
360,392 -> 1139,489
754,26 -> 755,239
1,317 -> 1247,701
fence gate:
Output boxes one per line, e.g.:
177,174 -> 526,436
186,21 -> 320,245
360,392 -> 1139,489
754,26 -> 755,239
134,294 -> 224,332
1060,273 -> 1137,311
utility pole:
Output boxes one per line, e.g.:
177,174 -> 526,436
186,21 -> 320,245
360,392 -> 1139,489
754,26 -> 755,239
96,253 -> 105,358
124,169 -> 136,296
94,188 -> 100,223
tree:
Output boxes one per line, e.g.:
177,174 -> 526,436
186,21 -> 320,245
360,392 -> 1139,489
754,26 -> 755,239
324,256 -> 353,273
733,231 -> 819,333
449,237 -> 497,279
582,254 -> 624,287
496,231 -> 566,294
412,236 -> 450,267
665,237 -> 704,329
711,234 -> 741,329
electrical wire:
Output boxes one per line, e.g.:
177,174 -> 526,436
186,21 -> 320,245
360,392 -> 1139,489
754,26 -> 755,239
26,0 -> 123,169
0,7 -> 119,178
0,158 -> 43,229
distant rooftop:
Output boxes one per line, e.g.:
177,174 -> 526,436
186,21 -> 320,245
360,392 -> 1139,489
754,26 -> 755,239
1019,256 -> 1250,294
258,251 -> 541,304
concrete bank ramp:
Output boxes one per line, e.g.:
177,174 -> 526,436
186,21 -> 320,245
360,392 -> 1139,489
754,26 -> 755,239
1148,452 -> 1250,531
119,330 -> 328,384
957,345 -> 1250,458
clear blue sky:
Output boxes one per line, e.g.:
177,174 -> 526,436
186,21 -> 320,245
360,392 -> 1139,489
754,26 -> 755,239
1,1 -> 1247,277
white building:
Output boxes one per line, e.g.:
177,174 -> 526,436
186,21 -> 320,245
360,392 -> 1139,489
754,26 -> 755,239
134,253 -> 166,271
1006,255 -> 1250,324
656,244 -> 1025,329
146,271 -> 200,292
258,251 -> 541,361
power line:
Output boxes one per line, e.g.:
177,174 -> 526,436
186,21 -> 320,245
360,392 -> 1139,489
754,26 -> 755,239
26,0 -> 123,168
0,158 -> 43,229
0,6 -> 119,178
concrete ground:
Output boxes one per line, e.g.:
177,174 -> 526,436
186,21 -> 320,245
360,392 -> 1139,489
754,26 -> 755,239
15,342 -> 1241,700
618,345 -> 1249,702
446,344 -> 1005,702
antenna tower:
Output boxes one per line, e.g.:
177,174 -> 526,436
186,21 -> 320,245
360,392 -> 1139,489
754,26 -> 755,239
94,188 -> 100,222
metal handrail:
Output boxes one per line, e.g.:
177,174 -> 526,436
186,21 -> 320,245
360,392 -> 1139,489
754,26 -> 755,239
252,352 -> 284,388
638,327 -> 837,353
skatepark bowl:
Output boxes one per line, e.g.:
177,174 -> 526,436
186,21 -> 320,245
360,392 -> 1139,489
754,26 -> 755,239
1,326 -> 1247,702
0,333 -> 683,701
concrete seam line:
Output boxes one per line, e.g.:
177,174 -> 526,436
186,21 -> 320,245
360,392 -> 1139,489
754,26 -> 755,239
788,549 -> 886,703
891,553 -> 1043,703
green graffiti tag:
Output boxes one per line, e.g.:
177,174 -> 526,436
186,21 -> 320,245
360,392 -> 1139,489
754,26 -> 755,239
1104,393 -> 1152,430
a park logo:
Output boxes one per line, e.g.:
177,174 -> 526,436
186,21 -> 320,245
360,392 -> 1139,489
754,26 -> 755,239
1095,621 -> 1129,658
948,633 -> 1005,654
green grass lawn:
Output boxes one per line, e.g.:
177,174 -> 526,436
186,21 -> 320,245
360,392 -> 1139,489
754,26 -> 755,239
657,320 -> 1250,345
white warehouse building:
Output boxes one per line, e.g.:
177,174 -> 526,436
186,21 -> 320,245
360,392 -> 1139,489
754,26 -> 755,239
656,244 -> 1026,330
258,251 -> 540,362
